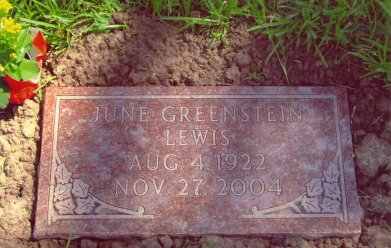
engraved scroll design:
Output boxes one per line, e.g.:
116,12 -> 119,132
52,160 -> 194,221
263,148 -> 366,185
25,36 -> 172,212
242,151 -> 343,221
52,150 -> 153,220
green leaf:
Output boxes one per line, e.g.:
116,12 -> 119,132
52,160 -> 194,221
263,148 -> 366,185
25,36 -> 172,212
376,0 -> 391,18
0,79 -> 10,109
15,29 -> 34,62
19,60 -> 40,81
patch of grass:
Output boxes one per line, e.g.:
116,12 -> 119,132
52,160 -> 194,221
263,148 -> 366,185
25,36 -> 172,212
351,38 -> 391,84
10,0 -> 126,55
143,0 -> 390,87
353,0 -> 391,88
10,0 -> 390,87
246,0 -> 366,81
148,0 -> 250,43
249,1 -> 367,49
247,0 -> 390,86
148,0 -> 193,16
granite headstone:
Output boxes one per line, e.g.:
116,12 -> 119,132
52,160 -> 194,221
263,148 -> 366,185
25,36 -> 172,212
34,87 -> 361,239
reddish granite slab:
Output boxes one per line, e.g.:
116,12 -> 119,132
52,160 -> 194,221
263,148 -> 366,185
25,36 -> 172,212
34,87 -> 361,239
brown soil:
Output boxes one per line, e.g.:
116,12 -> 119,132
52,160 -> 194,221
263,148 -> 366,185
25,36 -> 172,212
0,11 -> 390,248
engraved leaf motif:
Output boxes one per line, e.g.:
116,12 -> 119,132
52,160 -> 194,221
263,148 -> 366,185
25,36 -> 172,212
72,179 -> 89,198
323,182 -> 341,200
301,195 -> 321,213
55,163 -> 72,184
54,198 -> 75,215
75,196 -> 95,214
323,162 -> 339,183
321,198 -> 340,213
53,183 -> 72,202
305,178 -> 323,197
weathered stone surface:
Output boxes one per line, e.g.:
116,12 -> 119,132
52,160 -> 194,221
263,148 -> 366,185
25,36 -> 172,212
158,235 -> 173,248
80,239 -> 98,248
34,87 -> 361,239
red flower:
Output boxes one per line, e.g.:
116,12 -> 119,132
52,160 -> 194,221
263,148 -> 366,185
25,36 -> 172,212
4,75 -> 37,104
3,30 -> 46,105
32,31 -> 47,63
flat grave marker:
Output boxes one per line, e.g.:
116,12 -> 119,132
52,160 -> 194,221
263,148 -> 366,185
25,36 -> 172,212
34,87 -> 361,239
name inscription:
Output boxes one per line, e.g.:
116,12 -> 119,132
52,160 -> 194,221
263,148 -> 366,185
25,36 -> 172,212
89,104 -> 303,123
87,104 -> 302,198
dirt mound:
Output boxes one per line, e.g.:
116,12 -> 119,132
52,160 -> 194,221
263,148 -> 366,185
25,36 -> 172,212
0,99 -> 40,240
